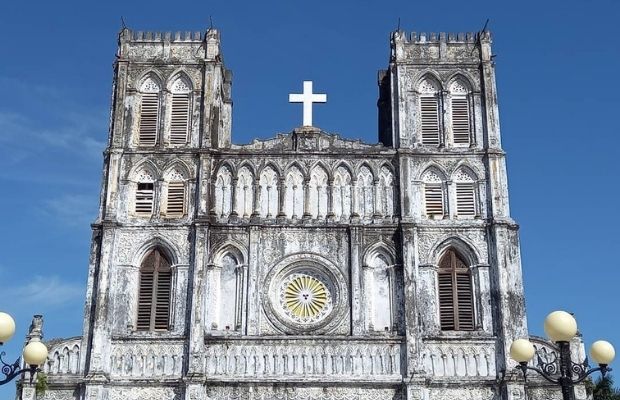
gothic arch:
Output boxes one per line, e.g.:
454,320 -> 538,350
419,165 -> 448,181
414,72 -> 443,93
166,70 -> 195,92
309,160 -> 332,181
211,241 -> 248,266
213,161 -> 236,180
284,161 -> 308,181
235,160 -> 257,180
363,242 -> 397,267
162,160 -> 192,180
136,70 -> 164,92
131,237 -> 180,267
451,163 -> 480,181
354,162 -> 377,179
430,237 -> 480,267
446,72 -> 478,92
332,161 -> 354,178
257,161 -> 282,179
129,159 -> 160,182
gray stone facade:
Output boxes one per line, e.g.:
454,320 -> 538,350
18,28 -> 578,400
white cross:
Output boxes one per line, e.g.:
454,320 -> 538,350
288,81 -> 327,127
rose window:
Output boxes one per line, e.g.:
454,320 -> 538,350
278,272 -> 333,324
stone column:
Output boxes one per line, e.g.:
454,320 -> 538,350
445,180 -> 453,219
208,177 -> 218,218
229,177 -> 238,217
251,179 -> 261,220
205,263 -> 222,332
351,180 -> 360,220
246,227 -> 261,335
373,179 -> 382,218
418,264 -> 440,334
277,177 -> 286,219
350,227 -> 363,335
302,179 -> 311,220
170,263 -> 189,335
235,264 -> 248,331
326,179 -> 335,221
472,263 -> 492,333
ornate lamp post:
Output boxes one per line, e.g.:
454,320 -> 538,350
510,311 -> 615,400
0,312 -> 49,386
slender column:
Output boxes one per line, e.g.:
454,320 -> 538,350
277,177 -> 287,219
251,179 -> 261,219
205,263 -> 222,332
229,177 -> 238,217
209,178 -> 218,217
234,264 -> 248,331
351,179 -> 360,219
326,178 -> 335,221
445,180 -> 452,219
302,179 -> 311,219
373,179 -> 382,218
350,227 -> 363,334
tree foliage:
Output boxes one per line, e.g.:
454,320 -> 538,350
587,375 -> 620,400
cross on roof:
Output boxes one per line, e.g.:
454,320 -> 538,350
288,81 -> 327,127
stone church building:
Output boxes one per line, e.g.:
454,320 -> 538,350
17,27 -> 574,400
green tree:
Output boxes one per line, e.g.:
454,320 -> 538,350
587,375 -> 620,400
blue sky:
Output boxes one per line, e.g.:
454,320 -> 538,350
1,0 -> 619,395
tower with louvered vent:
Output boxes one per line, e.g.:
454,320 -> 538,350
18,28 -> 569,400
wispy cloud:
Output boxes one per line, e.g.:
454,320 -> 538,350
6,276 -> 84,307
43,193 -> 98,227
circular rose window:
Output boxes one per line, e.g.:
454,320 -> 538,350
279,272 -> 333,324
263,254 -> 348,334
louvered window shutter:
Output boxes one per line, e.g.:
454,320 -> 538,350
136,249 -> 172,331
438,250 -> 474,331
424,183 -> 444,217
451,96 -> 471,145
166,182 -> 185,216
456,183 -> 476,217
135,183 -> 154,215
420,96 -> 440,146
170,94 -> 190,144
139,93 -> 159,146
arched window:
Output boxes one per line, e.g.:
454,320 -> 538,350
235,167 -> 254,218
333,166 -> 352,220
418,78 -> 441,146
309,165 -> 328,219
379,166 -> 395,217
169,76 -> 191,145
135,168 -> 156,216
138,77 -> 161,146
214,166 -> 233,217
259,166 -> 279,218
364,253 -> 394,332
137,248 -> 172,331
357,166 -> 374,218
218,253 -> 241,331
453,168 -> 477,218
284,166 -> 304,219
438,249 -> 474,331
422,169 -> 445,218
450,80 -> 472,146
164,168 -> 186,217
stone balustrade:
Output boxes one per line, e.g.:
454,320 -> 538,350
110,340 -> 184,378
43,337 -> 82,375
201,337 -> 402,381
421,338 -> 497,377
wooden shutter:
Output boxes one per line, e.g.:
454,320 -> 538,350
136,249 -> 171,331
424,183 -> 444,217
135,183 -> 154,215
136,270 -> 154,330
456,183 -> 476,216
452,97 -> 471,145
420,96 -> 440,146
170,94 -> 190,144
139,93 -> 159,146
438,250 -> 474,331
166,182 -> 185,216
438,273 -> 455,330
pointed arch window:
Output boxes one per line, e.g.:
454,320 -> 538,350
309,166 -> 328,219
438,249 -> 474,331
259,167 -> 279,218
419,78 -> 441,146
164,169 -> 186,217
333,166 -> 352,220
135,169 -> 156,216
138,77 -> 161,146
450,80 -> 471,146
214,166 -> 233,218
454,169 -> 477,217
357,166 -> 375,218
137,249 -> 172,331
235,167 -> 254,218
422,170 -> 445,218
284,167 -> 304,219
169,77 -> 191,145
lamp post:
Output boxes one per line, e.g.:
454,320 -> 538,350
510,311 -> 615,400
0,312 -> 49,386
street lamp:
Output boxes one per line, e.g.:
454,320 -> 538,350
0,312 -> 49,386
509,311 -> 615,400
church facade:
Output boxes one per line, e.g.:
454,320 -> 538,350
18,28 -> 575,400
